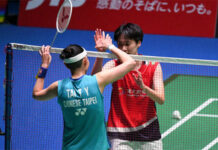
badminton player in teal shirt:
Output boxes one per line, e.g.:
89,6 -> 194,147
32,29 -> 136,150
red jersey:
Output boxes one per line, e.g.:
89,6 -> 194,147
107,60 -> 161,141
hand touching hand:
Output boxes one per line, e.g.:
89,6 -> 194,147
39,45 -> 52,68
94,28 -> 112,51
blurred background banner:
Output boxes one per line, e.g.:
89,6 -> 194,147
17,0 -> 218,37
0,0 -> 8,23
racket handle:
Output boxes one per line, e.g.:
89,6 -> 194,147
50,31 -> 58,47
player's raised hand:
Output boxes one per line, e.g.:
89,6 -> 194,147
94,28 -> 112,51
39,45 -> 52,68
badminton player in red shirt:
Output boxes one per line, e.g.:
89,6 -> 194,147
92,23 -> 165,150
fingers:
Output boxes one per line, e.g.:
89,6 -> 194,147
132,71 -> 144,89
94,28 -> 113,51
102,31 -> 105,39
132,73 -> 138,80
40,45 -> 50,55
98,29 -> 102,37
106,34 -> 111,40
94,28 -> 103,43
95,28 -> 102,38
95,28 -> 112,39
40,45 -> 52,68
136,70 -> 142,79
94,35 -> 97,42
39,45 -> 44,56
106,34 -> 112,44
44,45 -> 50,54
95,28 -> 109,39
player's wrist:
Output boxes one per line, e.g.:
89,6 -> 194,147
35,66 -> 48,79
41,64 -> 49,69
108,44 -> 115,51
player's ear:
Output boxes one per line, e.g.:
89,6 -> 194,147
137,41 -> 141,48
82,57 -> 89,66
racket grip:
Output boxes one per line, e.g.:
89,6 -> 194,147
50,31 -> 58,47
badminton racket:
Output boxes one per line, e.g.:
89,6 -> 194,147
50,0 -> 73,47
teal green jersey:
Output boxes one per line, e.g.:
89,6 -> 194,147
58,75 -> 109,150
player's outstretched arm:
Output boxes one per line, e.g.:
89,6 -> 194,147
91,29 -> 107,75
32,45 -> 58,101
94,29 -> 136,93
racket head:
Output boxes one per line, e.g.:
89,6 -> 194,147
56,0 -> 73,33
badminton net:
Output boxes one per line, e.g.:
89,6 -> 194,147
4,43 -> 218,150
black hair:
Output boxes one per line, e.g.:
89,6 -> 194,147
114,23 -> 143,43
60,44 -> 85,73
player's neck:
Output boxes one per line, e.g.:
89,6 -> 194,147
71,69 -> 86,79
